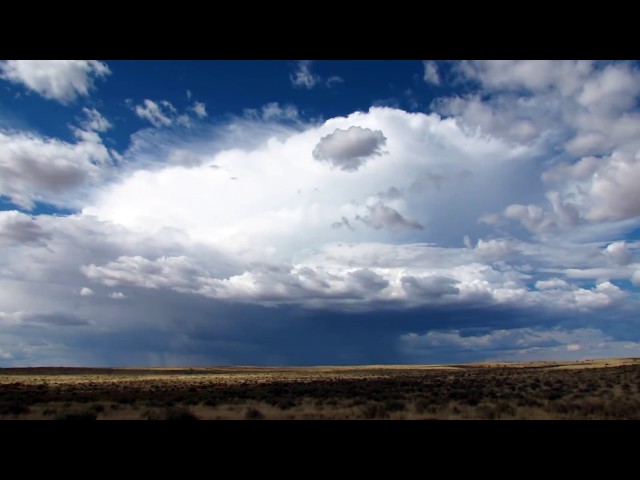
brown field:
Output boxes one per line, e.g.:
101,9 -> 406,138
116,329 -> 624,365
1,357 -> 640,420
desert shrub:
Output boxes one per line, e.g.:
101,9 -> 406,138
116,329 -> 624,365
0,402 -> 30,415
164,406 -> 198,421
245,407 -> 265,420
361,403 -> 388,419
384,400 -> 406,412
56,410 -> 98,421
495,401 -> 516,417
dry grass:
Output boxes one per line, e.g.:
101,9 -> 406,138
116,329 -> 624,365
1,358 -> 639,420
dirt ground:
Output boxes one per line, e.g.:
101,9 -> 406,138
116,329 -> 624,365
1,358 -> 639,420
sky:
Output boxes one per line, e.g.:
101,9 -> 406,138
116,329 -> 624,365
0,59 -> 639,367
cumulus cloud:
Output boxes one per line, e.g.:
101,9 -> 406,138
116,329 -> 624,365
80,107 -> 112,132
2,60 -> 640,366
0,128 -> 111,209
474,238 -> 515,260
604,241 -> 632,266
356,202 -> 423,231
504,204 -> 556,233
423,60 -> 441,85
400,275 -> 459,299
535,278 -> 572,291
0,60 -> 110,104
312,126 -> 387,171
0,211 -> 50,246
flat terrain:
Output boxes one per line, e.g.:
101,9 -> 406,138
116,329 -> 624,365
1,358 -> 640,420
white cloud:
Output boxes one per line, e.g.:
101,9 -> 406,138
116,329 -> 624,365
134,99 -> 174,127
290,60 -> 320,89
423,60 -> 441,85
604,241 -> 632,266
504,204 -> 556,233
0,60 -> 110,104
0,128 -> 111,209
457,60 -> 593,95
246,102 -> 299,122
535,278 -> 571,290
474,238 -> 515,260
80,107 -> 112,132
79,287 -> 94,296
191,101 -> 207,118
109,291 -> 127,300
326,75 -> 344,88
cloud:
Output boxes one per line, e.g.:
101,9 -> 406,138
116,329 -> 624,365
400,326 -> 624,362
473,238 -> 515,260
134,99 -> 174,128
604,241 -> 632,266
423,60 -> 441,85
504,204 -> 556,233
400,275 -> 459,299
0,128 -> 111,209
535,278 -> 572,290
290,61 -> 343,90
191,101 -> 207,118
133,99 -> 210,129
326,75 -> 344,88
245,102 -> 299,122
1,61 -> 640,366
0,60 -> 110,104
80,107 -> 112,132
80,287 -> 94,296
356,202 -> 423,231
290,60 -> 320,89
312,126 -> 387,171
0,211 -> 50,246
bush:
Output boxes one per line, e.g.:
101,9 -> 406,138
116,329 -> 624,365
245,407 -> 265,420
361,403 -> 388,419
164,406 -> 199,421
56,410 -> 98,421
0,402 -> 31,415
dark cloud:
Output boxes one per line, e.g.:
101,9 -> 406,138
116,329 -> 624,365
312,126 -> 386,172
356,202 -> 423,231
0,211 -> 51,246
401,275 -> 459,299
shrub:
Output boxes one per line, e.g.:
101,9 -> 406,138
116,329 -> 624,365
245,407 -> 265,420
0,402 -> 31,415
361,403 -> 388,419
56,410 -> 98,421
164,406 -> 199,421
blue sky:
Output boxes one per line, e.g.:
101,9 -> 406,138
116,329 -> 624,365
1,59 -> 640,366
